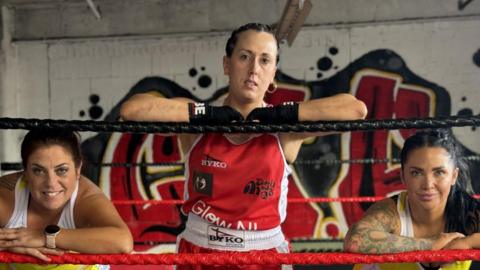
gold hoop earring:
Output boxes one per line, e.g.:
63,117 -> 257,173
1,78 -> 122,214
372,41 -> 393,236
267,82 -> 277,94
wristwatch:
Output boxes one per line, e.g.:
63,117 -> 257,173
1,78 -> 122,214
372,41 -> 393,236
44,224 -> 61,249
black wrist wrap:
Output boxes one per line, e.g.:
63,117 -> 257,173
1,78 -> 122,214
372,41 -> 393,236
188,103 -> 208,124
275,102 -> 299,123
246,102 -> 299,124
188,103 -> 244,124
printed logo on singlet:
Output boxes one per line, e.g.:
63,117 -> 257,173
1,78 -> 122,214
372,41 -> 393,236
193,171 -> 213,196
192,200 -> 258,230
243,178 -> 275,199
201,154 -> 227,169
208,226 -> 245,248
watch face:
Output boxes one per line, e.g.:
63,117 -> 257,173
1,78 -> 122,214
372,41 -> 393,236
45,224 -> 60,234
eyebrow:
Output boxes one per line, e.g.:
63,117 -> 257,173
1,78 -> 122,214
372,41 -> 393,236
408,166 -> 446,171
32,163 -> 69,169
237,49 -> 274,58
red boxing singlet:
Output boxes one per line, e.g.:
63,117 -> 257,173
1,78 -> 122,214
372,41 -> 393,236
182,133 -> 291,231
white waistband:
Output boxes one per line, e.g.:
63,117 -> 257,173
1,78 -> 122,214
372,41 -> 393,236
181,213 -> 285,251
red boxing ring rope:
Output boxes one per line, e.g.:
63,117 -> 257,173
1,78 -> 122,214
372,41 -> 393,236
25,196 -> 475,266
1,250 -> 480,265
112,196 -> 385,205
112,195 -> 480,205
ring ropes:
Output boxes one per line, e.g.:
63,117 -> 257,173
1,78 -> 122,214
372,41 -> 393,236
0,115 -> 478,133
1,250 -> 480,265
1,155 -> 480,171
1,115 -> 480,265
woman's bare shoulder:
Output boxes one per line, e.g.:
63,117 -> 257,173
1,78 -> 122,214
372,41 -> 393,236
358,197 -> 401,234
0,172 -> 22,226
76,175 -> 103,197
0,172 -> 22,193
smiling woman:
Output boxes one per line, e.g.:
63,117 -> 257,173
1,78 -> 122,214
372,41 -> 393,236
344,129 -> 480,270
0,129 -> 133,270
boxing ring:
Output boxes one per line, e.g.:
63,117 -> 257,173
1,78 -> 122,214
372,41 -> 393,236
0,115 -> 479,267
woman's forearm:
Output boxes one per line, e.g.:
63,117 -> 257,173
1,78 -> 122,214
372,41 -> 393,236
465,233 -> 480,249
344,226 -> 433,254
120,94 -> 190,122
298,93 -> 367,122
56,226 -> 133,254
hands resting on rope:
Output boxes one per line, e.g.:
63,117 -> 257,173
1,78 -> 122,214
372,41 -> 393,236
0,130 -> 133,264
0,227 -> 64,261
120,93 -> 366,125
421,232 -> 467,268
344,130 -> 480,270
188,102 -> 299,124
120,93 -> 366,163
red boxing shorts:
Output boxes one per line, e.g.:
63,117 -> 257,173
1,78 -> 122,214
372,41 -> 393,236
175,238 -> 291,270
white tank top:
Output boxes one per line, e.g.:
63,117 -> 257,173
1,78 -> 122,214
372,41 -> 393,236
353,191 -> 472,270
4,176 -> 79,229
0,177 -> 111,270
397,191 -> 414,237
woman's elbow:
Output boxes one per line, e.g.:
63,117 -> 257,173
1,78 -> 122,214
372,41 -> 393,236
346,94 -> 368,119
120,242 -> 134,254
119,100 -> 136,121
343,230 -> 362,253
335,93 -> 368,120
343,239 -> 359,253
120,94 -> 152,120
114,230 -> 134,253
355,100 -> 368,119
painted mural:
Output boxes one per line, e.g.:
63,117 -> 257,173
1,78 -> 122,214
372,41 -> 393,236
79,48 -> 480,254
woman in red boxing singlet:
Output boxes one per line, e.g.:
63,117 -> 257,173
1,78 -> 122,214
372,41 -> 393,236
121,22 -> 367,270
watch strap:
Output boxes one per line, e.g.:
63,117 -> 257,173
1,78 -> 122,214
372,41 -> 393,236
44,225 -> 61,249
46,234 -> 57,248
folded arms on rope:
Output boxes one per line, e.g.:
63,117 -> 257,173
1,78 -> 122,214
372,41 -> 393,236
188,103 -> 244,124
247,102 -> 299,124
343,198 -> 466,254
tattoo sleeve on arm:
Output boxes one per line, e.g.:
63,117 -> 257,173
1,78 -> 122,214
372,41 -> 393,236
349,226 -> 434,253
345,199 -> 434,253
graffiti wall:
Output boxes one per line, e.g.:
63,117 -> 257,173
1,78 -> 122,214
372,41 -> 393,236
5,19 -> 480,255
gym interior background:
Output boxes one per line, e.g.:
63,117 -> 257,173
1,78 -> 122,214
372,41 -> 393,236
0,0 -> 479,269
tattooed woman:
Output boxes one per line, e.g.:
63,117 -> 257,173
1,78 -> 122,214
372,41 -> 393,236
344,129 -> 480,270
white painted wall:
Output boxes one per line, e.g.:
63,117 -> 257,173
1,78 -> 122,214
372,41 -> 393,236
0,1 -> 478,166
1,17 -> 479,164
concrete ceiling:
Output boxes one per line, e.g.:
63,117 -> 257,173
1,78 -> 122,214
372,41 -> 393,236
1,0 -> 479,41
3,0 -> 85,5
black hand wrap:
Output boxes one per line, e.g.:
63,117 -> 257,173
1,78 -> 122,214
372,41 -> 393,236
188,103 -> 244,124
246,102 -> 299,124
